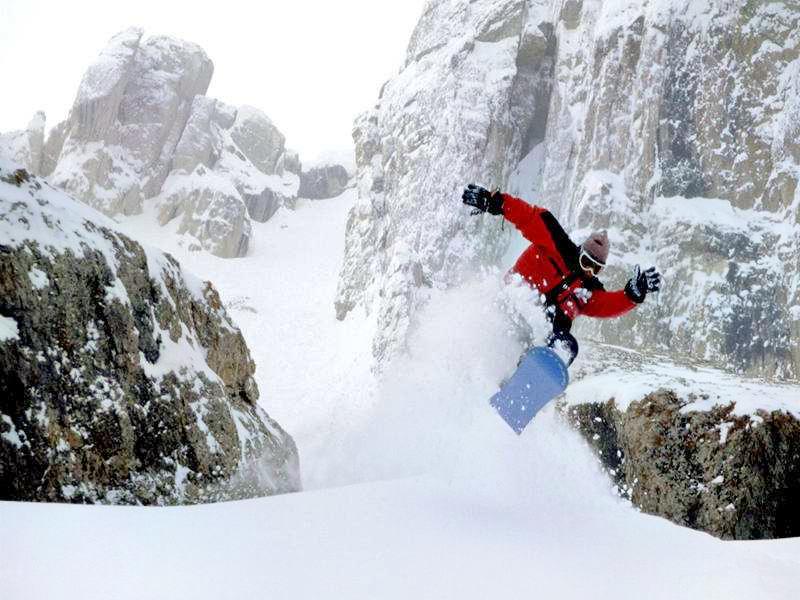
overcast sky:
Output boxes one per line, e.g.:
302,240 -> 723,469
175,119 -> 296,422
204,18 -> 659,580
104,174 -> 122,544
0,0 -> 428,161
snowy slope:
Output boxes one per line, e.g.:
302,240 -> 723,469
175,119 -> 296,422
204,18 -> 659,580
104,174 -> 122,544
117,190 -> 376,488
4,185 -> 800,597
4,413 -> 800,600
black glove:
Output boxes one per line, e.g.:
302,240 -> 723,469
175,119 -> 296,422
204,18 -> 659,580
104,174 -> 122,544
462,184 -> 503,215
624,265 -> 661,303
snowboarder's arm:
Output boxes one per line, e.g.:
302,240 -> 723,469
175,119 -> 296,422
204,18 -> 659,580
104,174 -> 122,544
624,265 -> 661,303
581,288 -> 637,318
500,193 -> 553,243
581,266 -> 660,317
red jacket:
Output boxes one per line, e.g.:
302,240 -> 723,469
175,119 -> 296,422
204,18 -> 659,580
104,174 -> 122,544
502,193 -> 636,321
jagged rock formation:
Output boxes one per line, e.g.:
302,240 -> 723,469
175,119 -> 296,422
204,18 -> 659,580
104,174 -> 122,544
0,160 -> 300,504
336,0 -> 800,378
5,29 -> 300,258
299,164 -> 351,199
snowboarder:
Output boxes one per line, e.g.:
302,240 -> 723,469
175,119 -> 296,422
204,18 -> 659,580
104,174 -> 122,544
462,184 -> 661,366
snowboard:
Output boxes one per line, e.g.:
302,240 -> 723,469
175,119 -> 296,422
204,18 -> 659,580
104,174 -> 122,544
489,346 -> 569,434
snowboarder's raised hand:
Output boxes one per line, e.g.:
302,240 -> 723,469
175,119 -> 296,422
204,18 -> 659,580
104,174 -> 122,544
624,265 -> 661,303
462,184 -> 503,215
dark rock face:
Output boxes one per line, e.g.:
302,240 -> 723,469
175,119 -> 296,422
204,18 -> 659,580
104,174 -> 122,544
244,188 -> 283,223
657,22 -> 707,198
565,391 -> 800,540
0,163 -> 300,504
298,165 -> 350,200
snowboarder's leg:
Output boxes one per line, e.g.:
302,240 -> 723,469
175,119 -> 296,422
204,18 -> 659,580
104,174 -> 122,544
546,331 -> 578,366
545,311 -> 578,366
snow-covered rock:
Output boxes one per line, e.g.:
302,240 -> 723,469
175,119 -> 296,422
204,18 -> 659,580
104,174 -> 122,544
157,168 -> 253,258
539,0 -> 800,379
0,111 -> 45,172
229,105 -> 286,176
156,95 -> 298,252
0,161 -> 300,504
45,28 -> 213,217
5,28 -> 300,258
299,164 -> 351,199
336,0 -> 557,361
562,344 -> 800,540
278,148 -> 302,176
336,0 -> 800,378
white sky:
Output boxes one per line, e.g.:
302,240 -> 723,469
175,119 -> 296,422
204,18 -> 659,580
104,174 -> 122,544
0,0 -> 428,161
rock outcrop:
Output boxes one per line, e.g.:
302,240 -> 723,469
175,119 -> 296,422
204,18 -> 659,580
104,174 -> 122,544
567,391 -> 800,540
336,0 -> 800,378
46,28 -> 213,217
558,343 -> 800,540
6,28 -> 300,259
0,160 -> 300,504
299,164 -> 351,200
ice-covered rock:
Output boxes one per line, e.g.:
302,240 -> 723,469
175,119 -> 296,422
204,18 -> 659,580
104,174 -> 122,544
337,0 -> 800,378
4,28 -> 299,259
0,161 -> 300,504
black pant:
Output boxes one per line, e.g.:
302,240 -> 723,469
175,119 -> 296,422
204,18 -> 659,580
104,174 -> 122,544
545,308 -> 579,366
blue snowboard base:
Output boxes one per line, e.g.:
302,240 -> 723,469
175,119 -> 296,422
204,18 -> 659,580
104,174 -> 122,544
489,347 -> 569,434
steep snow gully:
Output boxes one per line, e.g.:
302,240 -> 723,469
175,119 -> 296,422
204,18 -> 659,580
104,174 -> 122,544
4,190 -> 800,599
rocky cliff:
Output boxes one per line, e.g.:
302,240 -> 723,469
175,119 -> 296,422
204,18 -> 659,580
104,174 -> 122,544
336,0 -> 800,379
0,159 -> 300,504
3,29 -> 301,259
561,344 -> 800,540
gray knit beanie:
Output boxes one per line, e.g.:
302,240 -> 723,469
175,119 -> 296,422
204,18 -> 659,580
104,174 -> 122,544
581,230 -> 609,265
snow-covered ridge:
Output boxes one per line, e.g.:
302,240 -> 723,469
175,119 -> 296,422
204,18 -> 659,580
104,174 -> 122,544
0,159 -> 299,503
337,0 -> 800,379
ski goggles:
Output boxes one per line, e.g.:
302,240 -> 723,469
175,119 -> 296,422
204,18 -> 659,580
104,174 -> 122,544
578,250 -> 605,275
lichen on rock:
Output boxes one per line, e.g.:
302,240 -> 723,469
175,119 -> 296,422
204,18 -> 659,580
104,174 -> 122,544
0,160 -> 300,504
560,344 -> 800,540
